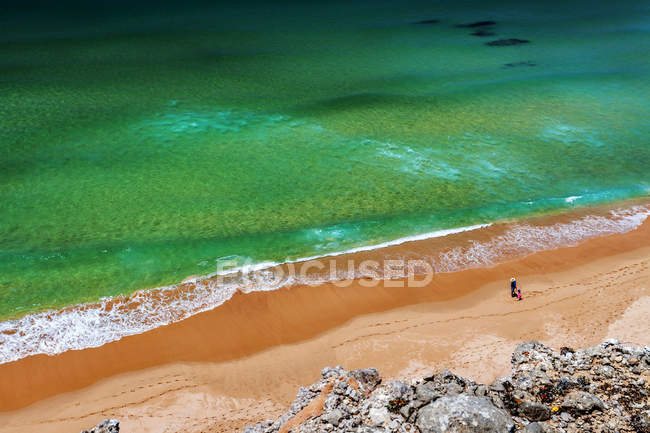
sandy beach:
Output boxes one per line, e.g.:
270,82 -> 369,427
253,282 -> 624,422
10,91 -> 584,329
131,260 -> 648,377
3,0 -> 649,431
0,215 -> 648,433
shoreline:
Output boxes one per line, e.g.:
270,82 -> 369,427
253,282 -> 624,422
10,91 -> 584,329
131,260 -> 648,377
1,199 -> 648,365
0,211 -> 649,432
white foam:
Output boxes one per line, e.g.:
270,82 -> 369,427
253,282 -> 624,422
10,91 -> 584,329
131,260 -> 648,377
565,195 -> 582,203
0,205 -> 648,364
372,141 -> 461,180
294,223 -> 492,261
0,278 -> 240,365
433,204 -> 649,272
0,223 -> 488,364
206,223 -> 491,278
540,120 -> 604,147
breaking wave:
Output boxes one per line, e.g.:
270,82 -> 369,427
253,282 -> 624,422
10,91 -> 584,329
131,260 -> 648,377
0,204 -> 648,364
432,204 -> 649,272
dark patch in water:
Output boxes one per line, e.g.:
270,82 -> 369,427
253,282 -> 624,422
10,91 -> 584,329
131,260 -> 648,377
456,20 -> 496,28
471,29 -> 496,37
503,60 -> 536,68
413,19 -> 440,25
290,92 -> 434,117
486,38 -> 530,46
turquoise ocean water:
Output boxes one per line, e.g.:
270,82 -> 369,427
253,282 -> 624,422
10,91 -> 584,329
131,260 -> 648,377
1,0 -> 649,328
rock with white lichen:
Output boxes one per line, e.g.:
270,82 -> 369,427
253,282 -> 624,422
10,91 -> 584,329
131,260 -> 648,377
244,340 -> 650,433
80,419 -> 119,433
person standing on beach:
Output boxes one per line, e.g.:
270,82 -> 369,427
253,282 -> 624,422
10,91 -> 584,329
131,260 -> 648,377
510,277 -> 517,298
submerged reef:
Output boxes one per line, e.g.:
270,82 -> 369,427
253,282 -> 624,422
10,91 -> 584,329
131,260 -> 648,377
487,38 -> 531,46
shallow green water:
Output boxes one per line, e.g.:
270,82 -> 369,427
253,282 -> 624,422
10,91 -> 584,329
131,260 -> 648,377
1,0 -> 649,319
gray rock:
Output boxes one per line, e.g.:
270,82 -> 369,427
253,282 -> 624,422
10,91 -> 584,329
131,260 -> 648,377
474,385 -> 489,397
81,419 -> 119,433
321,366 -> 345,379
602,338 -> 620,347
489,381 -> 506,393
350,368 -> 382,393
525,422 -> 544,433
415,382 -> 445,404
415,370 -> 465,406
322,409 -> 344,426
434,370 -> 466,393
525,422 -> 557,433
631,410 -> 650,433
399,402 -> 414,419
519,400 -> 552,421
368,406 -> 390,427
388,380 -> 412,399
555,377 -> 578,395
244,340 -> 649,433
561,391 -> 605,413
416,394 -> 514,433
512,342 -> 553,365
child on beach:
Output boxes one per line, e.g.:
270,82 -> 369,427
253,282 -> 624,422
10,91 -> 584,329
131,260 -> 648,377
517,288 -> 522,301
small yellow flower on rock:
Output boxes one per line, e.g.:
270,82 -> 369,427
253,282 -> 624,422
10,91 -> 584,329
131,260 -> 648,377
552,406 -> 560,412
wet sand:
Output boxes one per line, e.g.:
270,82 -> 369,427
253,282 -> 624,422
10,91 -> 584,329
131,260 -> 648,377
0,218 -> 648,432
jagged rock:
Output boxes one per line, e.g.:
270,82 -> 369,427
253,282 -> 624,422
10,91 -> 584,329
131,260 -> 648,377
322,408 -> 344,426
489,380 -> 506,393
81,419 -> 119,433
555,377 -> 579,394
512,342 -> 553,365
434,370 -> 466,394
474,384 -> 488,396
322,365 -> 345,379
525,422 -> 557,433
368,406 -> 391,426
560,346 -> 575,356
519,400 -> 551,421
350,368 -> 382,394
415,369 -> 466,405
415,382 -> 445,405
561,391 -> 605,414
631,410 -> 650,432
486,38 -> 530,46
245,341 -> 649,433
416,394 -> 514,433
386,380 -> 413,402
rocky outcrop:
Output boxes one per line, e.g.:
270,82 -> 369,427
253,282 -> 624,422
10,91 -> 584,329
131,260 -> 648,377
245,340 -> 649,433
80,419 -> 119,433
